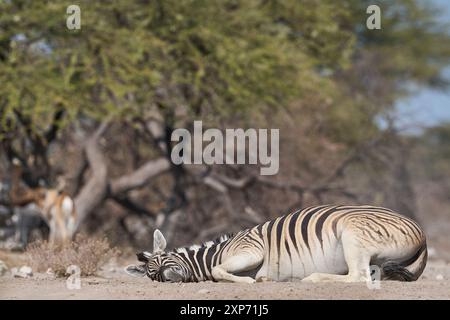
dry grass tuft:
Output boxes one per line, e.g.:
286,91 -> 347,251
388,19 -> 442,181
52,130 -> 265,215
26,234 -> 119,277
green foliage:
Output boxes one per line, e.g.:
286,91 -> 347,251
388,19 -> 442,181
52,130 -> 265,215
0,0 -> 449,147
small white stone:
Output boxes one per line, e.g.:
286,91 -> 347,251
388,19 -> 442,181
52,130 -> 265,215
19,266 -> 33,276
13,266 -> 33,278
436,274 -> 444,281
197,289 -> 210,294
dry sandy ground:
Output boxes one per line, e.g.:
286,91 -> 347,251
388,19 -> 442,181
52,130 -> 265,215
1,259 -> 449,300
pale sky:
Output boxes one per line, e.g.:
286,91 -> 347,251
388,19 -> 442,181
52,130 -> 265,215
394,0 -> 450,134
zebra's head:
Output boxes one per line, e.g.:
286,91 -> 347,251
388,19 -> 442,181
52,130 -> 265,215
125,229 -> 191,282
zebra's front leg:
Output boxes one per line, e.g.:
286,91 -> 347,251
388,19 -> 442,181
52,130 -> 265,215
212,254 -> 263,284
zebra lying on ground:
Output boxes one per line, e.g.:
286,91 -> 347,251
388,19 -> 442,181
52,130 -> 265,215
125,205 -> 427,283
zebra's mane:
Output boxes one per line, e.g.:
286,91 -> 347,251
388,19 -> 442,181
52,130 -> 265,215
173,233 -> 234,253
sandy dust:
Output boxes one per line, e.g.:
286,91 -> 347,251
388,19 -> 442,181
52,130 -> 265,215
0,257 -> 449,300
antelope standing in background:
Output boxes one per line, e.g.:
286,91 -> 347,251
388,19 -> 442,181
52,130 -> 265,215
126,205 -> 427,283
8,161 -> 77,245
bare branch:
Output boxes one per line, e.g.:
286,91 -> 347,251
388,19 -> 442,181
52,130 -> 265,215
110,157 -> 170,194
211,174 -> 254,189
67,155 -> 88,196
203,176 -> 228,193
317,132 -> 391,187
74,122 -> 110,230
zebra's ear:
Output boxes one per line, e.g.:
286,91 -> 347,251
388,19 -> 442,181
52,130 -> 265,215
125,264 -> 146,277
153,229 -> 167,253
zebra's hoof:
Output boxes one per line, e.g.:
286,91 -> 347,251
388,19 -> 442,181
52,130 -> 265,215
256,276 -> 271,282
240,277 -> 256,284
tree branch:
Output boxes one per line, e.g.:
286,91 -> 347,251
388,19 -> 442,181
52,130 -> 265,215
110,157 -> 170,194
74,122 -> 110,230
67,155 -> 88,196
45,106 -> 65,143
211,173 -> 254,189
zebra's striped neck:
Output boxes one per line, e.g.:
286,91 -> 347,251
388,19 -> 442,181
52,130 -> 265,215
170,234 -> 234,282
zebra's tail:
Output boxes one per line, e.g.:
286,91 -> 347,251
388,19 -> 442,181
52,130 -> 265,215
380,243 -> 428,282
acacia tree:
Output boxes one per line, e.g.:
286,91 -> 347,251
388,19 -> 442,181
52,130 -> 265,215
0,0 -> 449,245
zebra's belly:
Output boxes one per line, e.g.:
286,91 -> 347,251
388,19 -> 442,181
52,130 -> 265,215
256,241 -> 348,281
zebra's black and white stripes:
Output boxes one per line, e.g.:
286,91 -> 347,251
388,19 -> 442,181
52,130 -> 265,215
126,205 -> 427,283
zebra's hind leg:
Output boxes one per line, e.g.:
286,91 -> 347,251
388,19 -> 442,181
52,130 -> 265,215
212,253 -> 263,284
302,253 -> 371,283
303,231 -> 372,283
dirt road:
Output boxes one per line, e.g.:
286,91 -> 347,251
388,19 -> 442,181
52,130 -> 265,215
1,259 -> 449,300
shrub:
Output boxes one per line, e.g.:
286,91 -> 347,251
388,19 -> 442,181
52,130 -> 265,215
26,234 -> 119,277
